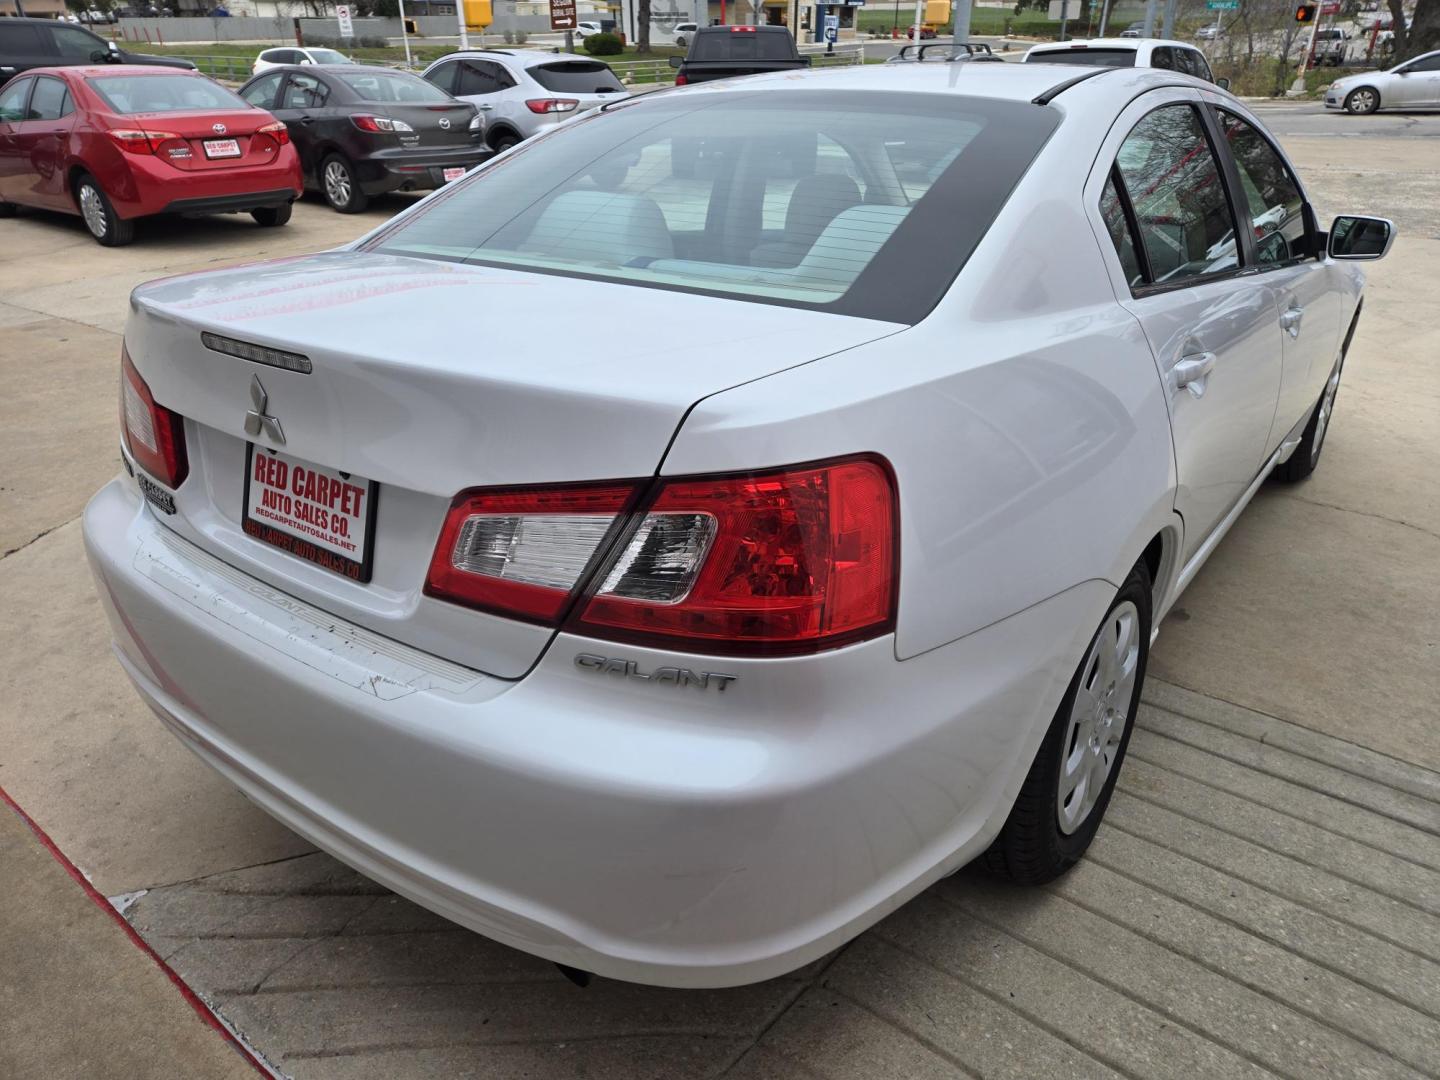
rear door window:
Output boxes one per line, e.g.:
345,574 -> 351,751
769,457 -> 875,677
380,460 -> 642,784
48,24 -> 105,60
1112,104 -> 1240,286
529,62 -> 624,93
457,60 -> 512,95
0,78 -> 33,123
1217,109 -> 1310,267
280,72 -> 329,110
424,61 -> 459,93
0,23 -> 48,55
1151,46 -> 1176,70
26,76 -> 71,121
242,72 -> 283,108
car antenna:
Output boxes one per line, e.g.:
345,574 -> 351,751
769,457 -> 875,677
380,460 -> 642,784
1032,66 -> 1116,105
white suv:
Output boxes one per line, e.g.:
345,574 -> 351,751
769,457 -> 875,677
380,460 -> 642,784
1025,37 -> 1218,84
251,46 -> 352,76
421,49 -> 628,152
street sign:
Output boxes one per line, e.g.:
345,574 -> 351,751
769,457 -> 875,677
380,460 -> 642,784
335,2 -> 354,37
549,0 -> 576,30
1319,1 -> 1341,13
824,12 -> 839,41
1205,1 -> 1238,9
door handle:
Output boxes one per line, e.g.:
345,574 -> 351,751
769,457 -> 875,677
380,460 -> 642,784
1280,305 -> 1304,337
1173,352 -> 1216,399
476,103 -> 494,111
299,115 -> 314,125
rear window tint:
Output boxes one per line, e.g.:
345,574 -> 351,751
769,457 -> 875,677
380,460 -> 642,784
368,91 -> 1058,324
87,75 -> 247,113
691,31 -> 797,60
529,61 -> 625,93
1029,47 -> 1137,67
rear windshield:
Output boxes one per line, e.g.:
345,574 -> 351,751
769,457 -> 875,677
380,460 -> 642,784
529,61 -> 625,93
1028,47 -> 1137,67
336,70 -> 453,103
691,30 -> 797,60
368,91 -> 1058,324
87,75 -> 248,113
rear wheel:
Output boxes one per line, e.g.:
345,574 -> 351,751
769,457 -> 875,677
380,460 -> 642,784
1345,87 -> 1379,114
983,560 -> 1151,884
1275,355 -> 1343,482
251,202 -> 292,227
75,173 -> 134,247
490,131 -> 521,153
321,154 -> 368,213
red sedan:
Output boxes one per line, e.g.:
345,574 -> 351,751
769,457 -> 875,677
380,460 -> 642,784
0,66 -> 302,246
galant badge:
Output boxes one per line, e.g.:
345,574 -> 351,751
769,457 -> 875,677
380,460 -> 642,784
212,122 -> 227,135
244,374 -> 285,446
574,653 -> 737,693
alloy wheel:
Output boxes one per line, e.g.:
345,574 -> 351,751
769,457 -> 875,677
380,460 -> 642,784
1311,360 -> 1342,464
1348,88 -> 1377,114
1057,600 -> 1140,835
79,183 -> 107,239
324,160 -> 352,208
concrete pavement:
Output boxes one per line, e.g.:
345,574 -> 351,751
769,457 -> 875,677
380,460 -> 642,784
1,106 -> 1437,1077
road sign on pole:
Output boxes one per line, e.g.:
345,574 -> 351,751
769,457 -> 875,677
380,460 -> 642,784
550,0 -> 578,30
335,3 -> 355,37
1204,0 -> 1238,8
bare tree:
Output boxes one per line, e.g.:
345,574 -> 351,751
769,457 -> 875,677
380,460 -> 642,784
1399,0 -> 1439,59
637,0 -> 651,52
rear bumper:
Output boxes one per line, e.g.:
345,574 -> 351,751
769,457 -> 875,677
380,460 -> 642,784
161,188 -> 296,216
83,473 -> 1104,987
357,146 -> 494,195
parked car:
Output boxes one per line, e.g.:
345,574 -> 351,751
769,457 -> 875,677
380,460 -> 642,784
575,21 -> 603,38
673,21 -> 699,47
1195,24 -> 1220,41
0,16 -> 195,84
84,61 -> 1391,988
1120,21 -> 1145,37
1024,37 -> 1220,84
1325,49 -> 1440,113
420,49 -> 625,152
669,25 -> 808,86
1312,27 -> 1351,66
0,66 -> 299,245
238,64 -> 486,213
251,46 -> 352,76
907,23 -> 939,39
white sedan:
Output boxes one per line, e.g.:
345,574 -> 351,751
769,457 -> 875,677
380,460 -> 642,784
1325,49 -> 1440,113
251,45 -> 352,76
84,62 -> 1392,988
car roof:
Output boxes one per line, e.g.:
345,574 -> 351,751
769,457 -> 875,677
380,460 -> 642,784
1028,37 -> 1197,50
428,49 -> 608,69
657,56 -> 1210,106
21,65 -> 203,78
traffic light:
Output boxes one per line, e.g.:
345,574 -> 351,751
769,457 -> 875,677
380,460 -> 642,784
1295,4 -> 1317,22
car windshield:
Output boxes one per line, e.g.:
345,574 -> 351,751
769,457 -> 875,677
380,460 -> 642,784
336,70 -> 454,102
308,48 -> 349,63
691,31 -> 796,60
1029,47 -> 1137,67
529,61 -> 625,93
86,74 -> 248,113
368,91 -> 1059,323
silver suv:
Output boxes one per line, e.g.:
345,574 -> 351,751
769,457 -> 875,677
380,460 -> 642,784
421,49 -> 627,152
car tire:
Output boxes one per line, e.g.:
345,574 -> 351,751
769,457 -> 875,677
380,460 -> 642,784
75,173 -> 134,247
1274,355 -> 1343,482
320,154 -> 368,214
490,131 -> 521,153
1344,86 -> 1380,114
982,559 -> 1152,885
251,202 -> 292,227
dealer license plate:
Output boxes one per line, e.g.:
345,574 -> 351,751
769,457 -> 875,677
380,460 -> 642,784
203,138 -> 242,160
442,166 -> 467,182
243,445 -> 377,582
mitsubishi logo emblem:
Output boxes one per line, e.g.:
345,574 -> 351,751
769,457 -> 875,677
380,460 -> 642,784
244,374 -> 285,446
212,122 -> 227,135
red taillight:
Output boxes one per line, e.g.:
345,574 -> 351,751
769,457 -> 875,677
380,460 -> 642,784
423,482 -> 639,623
675,73 -> 688,86
108,129 -> 180,155
120,346 -> 188,489
423,456 -> 898,655
257,120 -> 290,146
525,98 -> 580,114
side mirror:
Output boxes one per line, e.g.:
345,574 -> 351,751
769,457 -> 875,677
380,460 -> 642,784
1328,215 -> 1395,260
668,55 -> 683,68
91,48 -> 110,62
1215,77 -> 1231,90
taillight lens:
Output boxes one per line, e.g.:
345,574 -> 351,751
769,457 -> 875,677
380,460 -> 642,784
424,456 -> 898,655
424,483 -> 638,623
675,73 -> 688,86
120,346 -> 188,489
108,129 -> 180,155
257,120 -> 290,145
525,98 -> 579,114
351,114 -> 414,133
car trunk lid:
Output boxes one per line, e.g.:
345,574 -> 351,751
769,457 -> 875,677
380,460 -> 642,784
123,250 -> 900,677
